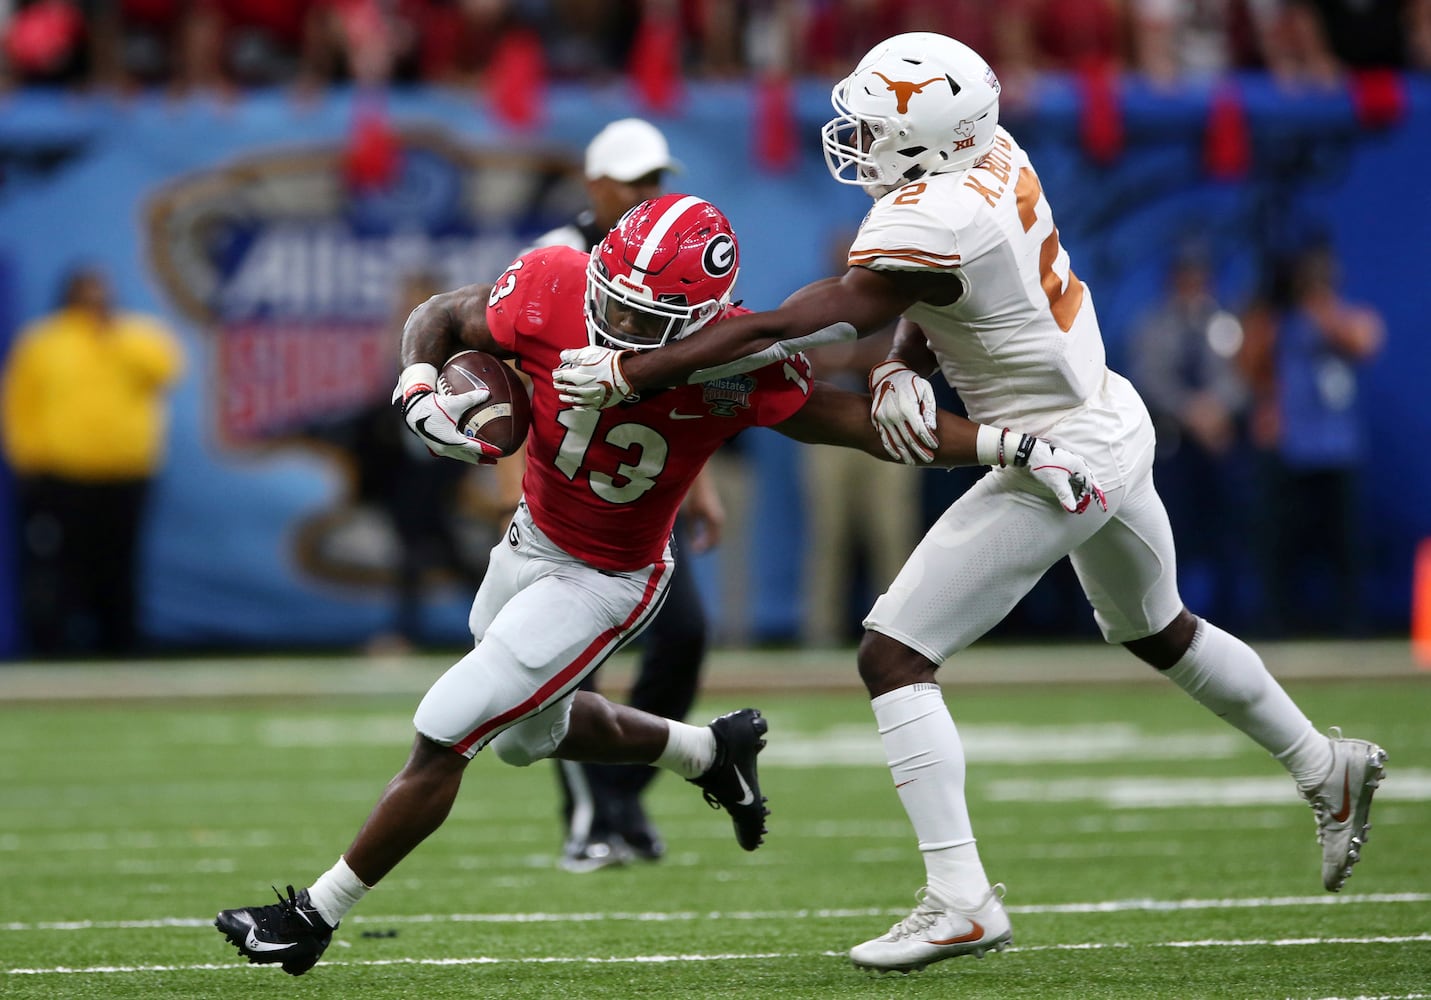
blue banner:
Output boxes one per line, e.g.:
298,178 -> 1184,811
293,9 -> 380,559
0,77 -> 1427,651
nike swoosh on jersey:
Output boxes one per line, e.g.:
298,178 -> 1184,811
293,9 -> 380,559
244,926 -> 296,953
668,409 -> 703,420
734,768 -> 756,806
925,920 -> 985,946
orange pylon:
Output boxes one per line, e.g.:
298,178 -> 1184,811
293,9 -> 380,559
1414,538 -> 1431,668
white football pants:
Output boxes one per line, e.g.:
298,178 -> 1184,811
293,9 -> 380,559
414,500 -> 671,760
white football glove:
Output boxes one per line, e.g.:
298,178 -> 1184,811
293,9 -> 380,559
869,360 -> 939,465
393,362 -> 502,465
553,346 -> 635,409
977,425 -> 1108,514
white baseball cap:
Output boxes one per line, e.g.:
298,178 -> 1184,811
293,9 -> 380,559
584,118 -> 683,182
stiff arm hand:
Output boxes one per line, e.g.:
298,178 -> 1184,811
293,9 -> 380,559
393,362 -> 503,465
553,346 -> 634,409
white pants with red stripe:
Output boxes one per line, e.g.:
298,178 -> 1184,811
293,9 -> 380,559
413,500 -> 672,760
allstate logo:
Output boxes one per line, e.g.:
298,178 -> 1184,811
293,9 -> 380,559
145,129 -> 582,588
145,129 -> 581,448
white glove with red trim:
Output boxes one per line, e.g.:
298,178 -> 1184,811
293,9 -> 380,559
976,424 -> 1108,514
393,362 -> 502,465
554,346 -> 636,409
869,360 -> 939,465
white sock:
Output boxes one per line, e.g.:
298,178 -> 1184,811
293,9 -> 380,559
655,720 -> 716,779
871,683 -> 990,907
1277,727 -> 1337,793
1163,618 -> 1332,787
307,856 -> 370,927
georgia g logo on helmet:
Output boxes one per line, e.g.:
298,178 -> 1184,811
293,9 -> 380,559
702,233 -> 736,278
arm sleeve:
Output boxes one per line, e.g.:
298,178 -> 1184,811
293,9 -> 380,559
687,322 -> 856,383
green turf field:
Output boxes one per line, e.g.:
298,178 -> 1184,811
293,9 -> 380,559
2,653 -> 1428,999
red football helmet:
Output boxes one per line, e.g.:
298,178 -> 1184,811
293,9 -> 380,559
585,193 -> 740,351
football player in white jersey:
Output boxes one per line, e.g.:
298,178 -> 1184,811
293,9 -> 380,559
553,32 -> 1387,974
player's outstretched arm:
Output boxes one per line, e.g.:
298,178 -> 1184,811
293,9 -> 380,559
555,268 -> 940,409
645,269 -> 917,389
779,384 -> 1107,514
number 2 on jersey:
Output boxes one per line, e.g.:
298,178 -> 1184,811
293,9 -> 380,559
1014,168 -> 1084,332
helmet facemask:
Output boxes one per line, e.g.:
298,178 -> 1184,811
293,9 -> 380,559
584,255 -> 724,351
821,85 -> 917,195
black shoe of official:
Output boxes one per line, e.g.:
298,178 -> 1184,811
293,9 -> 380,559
561,834 -> 633,873
689,708 -> 770,851
610,796 -> 666,862
215,885 -> 335,976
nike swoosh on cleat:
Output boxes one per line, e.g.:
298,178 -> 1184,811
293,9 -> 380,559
244,927 -> 297,953
1331,765 -> 1353,823
733,768 -> 756,806
925,920 -> 985,946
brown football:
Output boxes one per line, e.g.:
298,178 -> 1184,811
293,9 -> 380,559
437,350 -> 531,457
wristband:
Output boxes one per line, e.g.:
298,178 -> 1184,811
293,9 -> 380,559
1012,433 -> 1036,467
975,424 -> 1005,466
396,362 -> 439,408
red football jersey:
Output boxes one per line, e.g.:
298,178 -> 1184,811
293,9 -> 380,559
486,246 -> 812,571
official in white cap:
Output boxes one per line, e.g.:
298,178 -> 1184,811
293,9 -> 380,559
529,118 -> 684,252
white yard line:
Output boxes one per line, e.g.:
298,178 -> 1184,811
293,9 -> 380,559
7,936 -> 1431,976
5,892 -> 1427,932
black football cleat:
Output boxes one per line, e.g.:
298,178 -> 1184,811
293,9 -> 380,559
690,708 -> 770,851
215,885 -> 335,976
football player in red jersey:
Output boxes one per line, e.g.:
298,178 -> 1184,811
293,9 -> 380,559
214,194 -> 1102,976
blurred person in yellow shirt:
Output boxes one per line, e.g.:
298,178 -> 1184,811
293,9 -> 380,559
1,265 -> 184,656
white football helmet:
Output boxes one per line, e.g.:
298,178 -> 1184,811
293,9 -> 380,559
822,32 -> 1001,196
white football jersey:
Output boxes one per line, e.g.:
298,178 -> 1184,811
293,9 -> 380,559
849,127 -> 1153,485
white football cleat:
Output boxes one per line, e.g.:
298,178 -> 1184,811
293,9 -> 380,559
1302,727 -> 1387,891
850,883 -> 1012,973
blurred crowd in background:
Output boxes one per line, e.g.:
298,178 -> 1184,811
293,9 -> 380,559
0,4 -> 1422,659
1,0 -> 1428,96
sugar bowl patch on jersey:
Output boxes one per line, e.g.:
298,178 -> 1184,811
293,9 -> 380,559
701,374 -> 757,417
